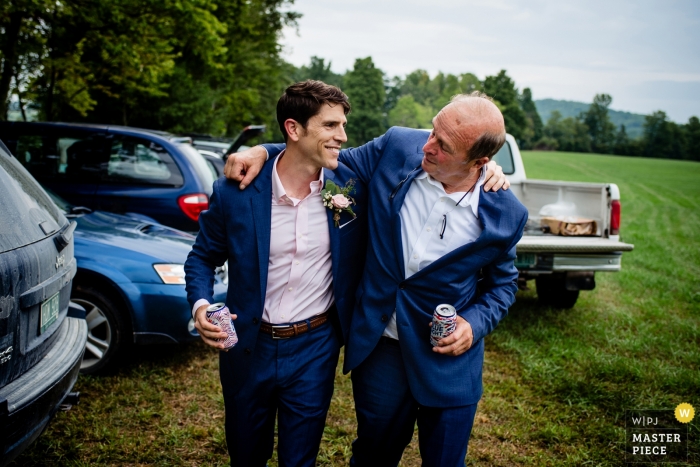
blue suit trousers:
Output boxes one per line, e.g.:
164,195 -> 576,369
350,338 -> 478,467
220,320 -> 341,467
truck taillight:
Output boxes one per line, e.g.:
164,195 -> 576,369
610,200 -> 621,235
178,194 -> 209,221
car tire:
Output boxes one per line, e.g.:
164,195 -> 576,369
72,285 -> 131,374
536,273 -> 580,309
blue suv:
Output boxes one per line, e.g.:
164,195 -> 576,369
0,122 -> 217,232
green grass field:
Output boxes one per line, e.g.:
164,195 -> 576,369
12,151 -> 700,466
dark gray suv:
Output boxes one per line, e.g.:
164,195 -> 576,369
0,141 -> 87,466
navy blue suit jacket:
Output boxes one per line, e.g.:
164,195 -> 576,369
267,127 -> 528,408
184,156 -> 367,395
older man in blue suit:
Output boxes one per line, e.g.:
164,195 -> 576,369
224,91 -> 524,466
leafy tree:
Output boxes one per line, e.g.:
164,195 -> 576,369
293,56 -> 343,88
543,110 -> 590,152
482,70 -> 527,143
400,69 -> 435,107
583,94 -> 616,153
613,124 -> 630,155
387,95 -> 433,129
343,56 -> 386,147
684,116 -> 700,161
643,111 -> 674,158
2,0 -> 299,139
519,87 -> 543,149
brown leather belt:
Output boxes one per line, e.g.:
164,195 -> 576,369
259,311 -> 329,339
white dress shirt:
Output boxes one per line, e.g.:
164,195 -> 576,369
382,167 -> 485,339
193,153 -> 334,324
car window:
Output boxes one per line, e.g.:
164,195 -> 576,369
178,143 -> 217,189
103,136 -> 183,186
12,133 -> 108,183
492,141 -> 515,175
0,142 -> 66,253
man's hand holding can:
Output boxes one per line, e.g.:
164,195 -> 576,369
195,304 -> 236,350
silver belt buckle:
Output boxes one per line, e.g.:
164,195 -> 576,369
270,325 -> 290,340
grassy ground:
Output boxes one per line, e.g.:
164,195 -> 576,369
12,152 -> 700,466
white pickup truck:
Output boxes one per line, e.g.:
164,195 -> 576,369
493,135 -> 634,308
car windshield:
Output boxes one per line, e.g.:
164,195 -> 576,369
178,143 -> 217,190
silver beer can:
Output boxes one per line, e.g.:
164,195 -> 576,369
205,303 -> 239,350
430,304 -> 457,347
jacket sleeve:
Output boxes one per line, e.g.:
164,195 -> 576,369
337,129 -> 393,185
184,180 -> 229,309
261,143 -> 285,158
460,209 -> 528,343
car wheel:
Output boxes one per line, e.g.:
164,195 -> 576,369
72,286 -> 131,374
536,273 -> 580,309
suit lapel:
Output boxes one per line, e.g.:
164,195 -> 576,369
406,188 -> 503,281
323,168 -> 342,287
250,159 -> 275,308
389,153 -> 424,279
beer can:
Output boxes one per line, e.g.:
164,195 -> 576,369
430,304 -> 457,347
205,303 -> 238,350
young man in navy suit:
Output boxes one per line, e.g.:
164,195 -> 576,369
226,91 -> 527,466
184,81 -> 369,466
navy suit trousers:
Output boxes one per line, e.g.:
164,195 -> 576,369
220,320 -> 341,467
350,338 -> 478,467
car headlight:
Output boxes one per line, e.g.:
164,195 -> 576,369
153,264 -> 186,284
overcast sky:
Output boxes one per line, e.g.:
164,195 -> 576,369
281,0 -> 700,122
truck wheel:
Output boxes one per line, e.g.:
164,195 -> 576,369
72,285 -> 131,374
536,273 -> 579,309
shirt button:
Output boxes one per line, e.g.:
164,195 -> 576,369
295,261 -> 300,265
288,287 -> 293,291
427,227 -> 431,231
413,254 -> 418,259
440,199 -> 445,203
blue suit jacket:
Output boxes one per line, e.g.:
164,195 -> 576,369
184,156 -> 367,396
265,127 -> 528,407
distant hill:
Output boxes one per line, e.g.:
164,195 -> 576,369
534,99 -> 646,138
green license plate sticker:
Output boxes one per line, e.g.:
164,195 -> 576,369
515,253 -> 537,268
40,292 -> 60,334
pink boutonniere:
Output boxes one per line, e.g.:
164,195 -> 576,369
322,179 -> 356,227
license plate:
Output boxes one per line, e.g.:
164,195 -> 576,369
515,253 -> 537,268
40,292 -> 60,334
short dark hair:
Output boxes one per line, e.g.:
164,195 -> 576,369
277,80 -> 351,142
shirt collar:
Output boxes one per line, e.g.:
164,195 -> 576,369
416,166 -> 485,217
271,150 -> 324,203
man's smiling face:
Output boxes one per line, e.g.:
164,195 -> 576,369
295,103 -> 347,170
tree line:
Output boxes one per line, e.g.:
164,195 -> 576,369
1,0 -> 299,136
2,1 -> 698,161
293,57 -> 700,161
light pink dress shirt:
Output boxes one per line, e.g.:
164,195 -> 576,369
192,153 -> 334,324
262,154 -> 333,324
